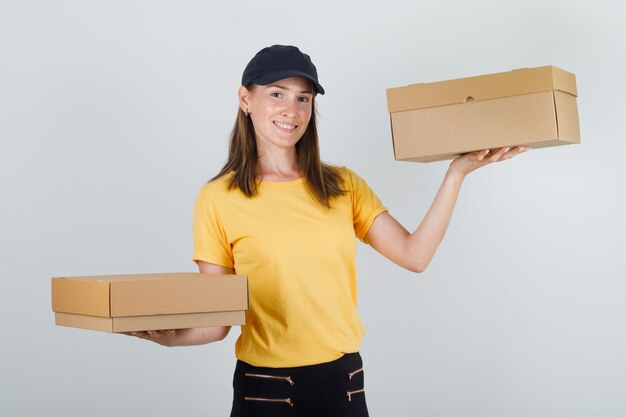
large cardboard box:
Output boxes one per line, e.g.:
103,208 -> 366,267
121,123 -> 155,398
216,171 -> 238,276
51,272 -> 248,332
386,66 -> 580,162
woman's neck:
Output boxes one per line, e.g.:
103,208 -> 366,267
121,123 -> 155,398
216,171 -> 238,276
256,146 -> 302,182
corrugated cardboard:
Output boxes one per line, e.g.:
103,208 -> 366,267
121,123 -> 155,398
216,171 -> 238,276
51,272 -> 248,332
386,66 -> 580,162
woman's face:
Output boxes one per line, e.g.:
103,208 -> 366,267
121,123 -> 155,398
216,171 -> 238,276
239,76 -> 314,151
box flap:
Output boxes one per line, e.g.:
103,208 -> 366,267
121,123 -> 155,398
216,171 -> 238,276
390,90 -> 560,162
109,274 -> 248,317
64,272 -> 203,283
51,277 -> 111,317
553,90 -> 581,141
387,66 -> 577,113
51,273 -> 249,318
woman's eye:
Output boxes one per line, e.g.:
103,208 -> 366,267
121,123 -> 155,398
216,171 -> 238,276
298,96 -> 310,103
271,92 -> 282,98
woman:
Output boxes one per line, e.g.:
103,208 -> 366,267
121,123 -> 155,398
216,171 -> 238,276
130,45 -> 528,416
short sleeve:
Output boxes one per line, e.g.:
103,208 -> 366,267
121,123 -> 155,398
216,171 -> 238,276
344,168 -> 388,243
192,186 -> 234,268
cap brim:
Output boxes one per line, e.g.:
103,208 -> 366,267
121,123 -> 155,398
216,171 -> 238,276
248,70 -> 325,95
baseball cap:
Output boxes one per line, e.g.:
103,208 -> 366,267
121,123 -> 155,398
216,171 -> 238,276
241,45 -> 325,95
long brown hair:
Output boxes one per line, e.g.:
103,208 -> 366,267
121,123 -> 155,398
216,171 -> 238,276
211,95 -> 345,208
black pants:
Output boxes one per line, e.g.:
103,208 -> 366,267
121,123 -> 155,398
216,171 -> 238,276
230,352 -> 370,417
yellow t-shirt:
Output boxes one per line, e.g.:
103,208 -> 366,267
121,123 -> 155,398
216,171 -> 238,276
192,167 -> 387,367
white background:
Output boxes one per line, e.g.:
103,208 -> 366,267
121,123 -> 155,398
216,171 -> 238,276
1,1 -> 624,416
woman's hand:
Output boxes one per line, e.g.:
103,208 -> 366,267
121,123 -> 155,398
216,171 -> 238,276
448,146 -> 530,179
122,329 -> 179,347
121,326 -> 231,347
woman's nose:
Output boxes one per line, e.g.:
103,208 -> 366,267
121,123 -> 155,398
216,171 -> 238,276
281,99 -> 298,117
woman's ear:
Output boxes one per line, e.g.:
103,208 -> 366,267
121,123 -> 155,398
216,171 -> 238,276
238,86 -> 251,115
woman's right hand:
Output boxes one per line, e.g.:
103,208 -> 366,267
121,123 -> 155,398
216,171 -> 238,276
123,329 -> 179,347
448,146 -> 529,178
122,326 -> 231,347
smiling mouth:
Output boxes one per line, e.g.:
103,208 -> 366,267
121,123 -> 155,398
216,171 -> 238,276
274,121 -> 297,130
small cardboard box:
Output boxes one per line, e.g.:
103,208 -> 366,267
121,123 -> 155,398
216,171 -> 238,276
51,272 -> 248,332
386,66 -> 580,162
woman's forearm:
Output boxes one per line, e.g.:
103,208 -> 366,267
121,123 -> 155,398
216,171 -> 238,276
406,169 -> 465,272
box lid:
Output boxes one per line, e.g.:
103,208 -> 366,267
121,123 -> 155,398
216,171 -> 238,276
51,272 -> 248,317
386,66 -> 577,113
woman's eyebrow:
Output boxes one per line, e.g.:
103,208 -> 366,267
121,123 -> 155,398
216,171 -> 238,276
268,84 -> 314,94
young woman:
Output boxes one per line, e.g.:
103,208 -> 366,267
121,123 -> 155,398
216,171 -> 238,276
129,45 -> 528,416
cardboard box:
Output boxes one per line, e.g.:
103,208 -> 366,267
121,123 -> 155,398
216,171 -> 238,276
386,66 -> 580,162
51,272 -> 248,332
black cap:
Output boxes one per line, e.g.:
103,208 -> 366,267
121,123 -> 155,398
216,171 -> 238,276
241,45 -> 325,95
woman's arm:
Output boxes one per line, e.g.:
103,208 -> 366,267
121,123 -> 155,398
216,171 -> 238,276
123,261 -> 235,347
365,147 -> 528,273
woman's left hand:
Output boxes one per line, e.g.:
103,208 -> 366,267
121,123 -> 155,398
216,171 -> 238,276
448,146 -> 530,178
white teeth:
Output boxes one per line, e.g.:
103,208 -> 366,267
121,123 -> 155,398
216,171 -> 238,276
274,121 -> 296,130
